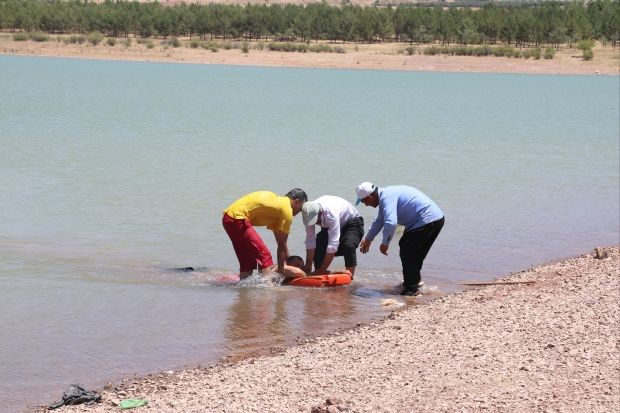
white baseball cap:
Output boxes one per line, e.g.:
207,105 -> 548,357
302,202 -> 321,226
355,182 -> 376,205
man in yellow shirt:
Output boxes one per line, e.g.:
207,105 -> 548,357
223,188 -> 307,279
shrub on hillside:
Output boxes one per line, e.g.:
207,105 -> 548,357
423,46 -> 442,55
530,47 -> 541,59
106,38 -> 117,46
270,42 -> 311,52
190,39 -> 200,48
29,32 -> 49,42
583,50 -> 594,60
576,39 -> 594,51
309,43 -> 332,53
171,37 -> 180,48
334,46 -> 345,53
405,46 -> 415,55
87,31 -> 104,45
200,41 -> 219,52
13,33 -> 28,41
491,46 -> 517,57
544,46 -> 555,59
444,46 -> 473,56
472,45 -> 493,56
68,35 -> 86,44
124,38 -> 132,47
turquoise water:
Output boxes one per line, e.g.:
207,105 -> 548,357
1,56 -> 618,411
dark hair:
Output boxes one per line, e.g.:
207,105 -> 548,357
285,188 -> 308,203
286,255 -> 304,264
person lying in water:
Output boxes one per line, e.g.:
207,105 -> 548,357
271,255 -> 353,280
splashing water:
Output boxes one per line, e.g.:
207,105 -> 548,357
419,285 -> 441,295
236,272 -> 285,288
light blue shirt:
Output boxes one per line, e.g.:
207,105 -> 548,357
365,186 -> 443,246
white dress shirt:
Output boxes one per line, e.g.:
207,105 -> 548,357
305,195 -> 360,253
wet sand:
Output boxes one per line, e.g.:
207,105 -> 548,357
2,35 -> 619,75
38,246 -> 619,412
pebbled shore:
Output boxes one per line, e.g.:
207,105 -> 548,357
41,247 -> 619,413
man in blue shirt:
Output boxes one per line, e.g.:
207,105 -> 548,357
355,182 -> 445,296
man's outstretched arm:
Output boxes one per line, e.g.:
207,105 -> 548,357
273,230 -> 289,274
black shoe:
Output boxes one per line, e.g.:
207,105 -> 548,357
400,287 -> 420,296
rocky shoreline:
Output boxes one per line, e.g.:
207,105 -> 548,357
38,247 -> 619,413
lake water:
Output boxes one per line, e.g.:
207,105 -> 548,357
1,55 -> 618,411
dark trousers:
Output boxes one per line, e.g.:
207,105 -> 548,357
314,216 -> 364,269
399,216 -> 444,288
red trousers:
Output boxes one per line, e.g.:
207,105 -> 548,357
222,214 -> 273,272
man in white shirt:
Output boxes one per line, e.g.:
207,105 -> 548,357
302,196 -> 364,278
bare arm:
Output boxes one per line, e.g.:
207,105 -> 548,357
282,265 -> 306,280
273,230 -> 289,274
312,252 -> 335,275
304,248 -> 315,273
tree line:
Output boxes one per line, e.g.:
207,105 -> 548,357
1,0 -> 618,48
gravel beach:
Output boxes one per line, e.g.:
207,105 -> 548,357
41,247 -> 619,413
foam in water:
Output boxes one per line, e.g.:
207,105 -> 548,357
419,285 -> 441,295
236,272 -> 284,288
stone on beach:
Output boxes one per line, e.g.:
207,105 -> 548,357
378,299 -> 404,307
595,246 -> 610,259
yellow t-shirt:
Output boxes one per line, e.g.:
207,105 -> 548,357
223,191 -> 293,234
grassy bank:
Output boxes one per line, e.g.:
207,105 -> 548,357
2,32 -> 618,75
8,32 -> 615,62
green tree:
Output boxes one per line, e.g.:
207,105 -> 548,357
548,26 -> 567,49
500,14 -> 517,46
437,9 -> 456,45
355,8 -> 374,44
459,17 -> 478,46
339,6 -> 356,43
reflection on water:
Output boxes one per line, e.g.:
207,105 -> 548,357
221,272 -> 439,360
0,249 -> 451,413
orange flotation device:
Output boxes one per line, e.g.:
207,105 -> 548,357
285,273 -> 352,288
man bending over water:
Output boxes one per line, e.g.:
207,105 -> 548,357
301,196 -> 364,278
223,189 -> 307,279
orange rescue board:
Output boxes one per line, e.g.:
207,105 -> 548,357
285,274 -> 352,288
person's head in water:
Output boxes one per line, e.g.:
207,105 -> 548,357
286,255 -> 304,269
285,188 -> 308,216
